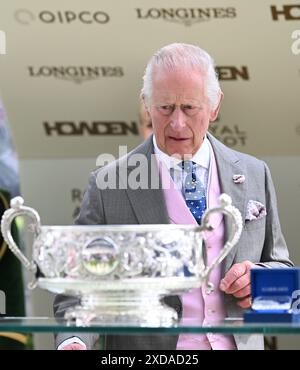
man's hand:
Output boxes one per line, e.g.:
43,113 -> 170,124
219,261 -> 255,308
59,343 -> 86,350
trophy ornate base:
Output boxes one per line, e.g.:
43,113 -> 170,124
39,277 -> 202,327
64,293 -> 178,327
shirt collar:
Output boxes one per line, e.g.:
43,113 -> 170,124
153,135 -> 210,171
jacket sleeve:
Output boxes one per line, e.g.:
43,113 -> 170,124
260,162 -> 293,267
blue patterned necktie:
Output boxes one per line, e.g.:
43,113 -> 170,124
181,161 -> 207,224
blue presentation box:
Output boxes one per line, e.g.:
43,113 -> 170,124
244,268 -> 300,323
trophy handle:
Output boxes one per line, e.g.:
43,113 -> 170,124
1,196 -> 40,289
201,193 -> 243,294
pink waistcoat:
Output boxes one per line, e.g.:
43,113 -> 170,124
159,150 -> 236,350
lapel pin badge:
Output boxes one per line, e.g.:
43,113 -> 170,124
233,174 -> 245,184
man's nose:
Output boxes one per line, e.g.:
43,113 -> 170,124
170,107 -> 186,131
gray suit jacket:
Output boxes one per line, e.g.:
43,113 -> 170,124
54,134 -> 293,350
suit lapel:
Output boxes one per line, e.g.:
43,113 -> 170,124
159,160 -> 197,225
122,136 -> 170,225
208,134 -> 247,271
206,142 -> 223,238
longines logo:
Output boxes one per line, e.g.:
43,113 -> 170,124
14,9 -> 110,25
0,30 -> 6,55
136,7 -> 236,26
271,4 -> 300,20
216,66 -> 249,81
28,66 -> 124,84
209,124 -> 247,147
43,121 -> 139,136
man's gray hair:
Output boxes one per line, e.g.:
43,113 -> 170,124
141,43 -> 221,110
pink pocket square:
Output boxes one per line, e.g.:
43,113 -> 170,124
245,200 -> 267,221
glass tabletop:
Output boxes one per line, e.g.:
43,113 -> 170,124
0,317 -> 300,334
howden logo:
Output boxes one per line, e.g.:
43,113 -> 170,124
216,66 -> 249,81
271,5 -> 300,20
43,121 -> 139,136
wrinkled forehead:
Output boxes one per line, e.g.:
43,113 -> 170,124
151,67 -> 206,102
152,65 -> 205,81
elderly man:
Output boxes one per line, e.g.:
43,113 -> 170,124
54,43 -> 292,350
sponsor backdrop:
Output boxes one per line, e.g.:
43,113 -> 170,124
0,0 -> 300,349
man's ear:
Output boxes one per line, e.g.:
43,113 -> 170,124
209,91 -> 224,122
141,94 -> 151,117
140,95 -> 151,122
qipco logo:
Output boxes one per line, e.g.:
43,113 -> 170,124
0,30 -> 6,55
14,9 -> 110,25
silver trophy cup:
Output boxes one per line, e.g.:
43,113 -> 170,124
1,194 -> 242,326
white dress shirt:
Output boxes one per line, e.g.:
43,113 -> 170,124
152,135 -> 211,197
